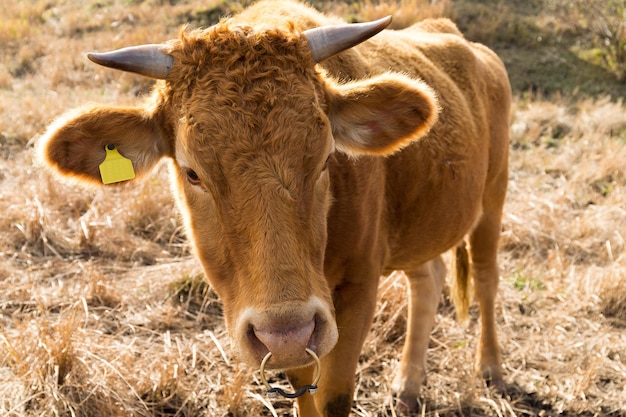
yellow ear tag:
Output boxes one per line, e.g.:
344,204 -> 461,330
99,144 -> 136,184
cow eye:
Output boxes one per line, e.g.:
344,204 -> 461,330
186,168 -> 201,186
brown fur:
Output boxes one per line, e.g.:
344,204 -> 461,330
39,0 -> 510,415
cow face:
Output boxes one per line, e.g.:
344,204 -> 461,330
168,26 -> 339,369
39,22 -> 438,370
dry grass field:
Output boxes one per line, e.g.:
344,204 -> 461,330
1,0 -> 625,416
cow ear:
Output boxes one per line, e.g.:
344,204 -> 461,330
39,106 -> 170,185
327,73 -> 439,156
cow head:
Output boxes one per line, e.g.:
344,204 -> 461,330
39,17 -> 439,370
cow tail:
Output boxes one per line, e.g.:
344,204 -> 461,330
451,240 -> 473,323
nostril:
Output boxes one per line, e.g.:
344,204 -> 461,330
246,325 -> 270,357
308,313 -> 323,351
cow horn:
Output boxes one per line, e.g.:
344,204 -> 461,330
304,16 -> 392,63
87,44 -> 173,79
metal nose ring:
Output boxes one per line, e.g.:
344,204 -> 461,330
259,348 -> 322,399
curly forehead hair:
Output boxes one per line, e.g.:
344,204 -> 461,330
160,19 -> 331,165
171,21 -> 315,76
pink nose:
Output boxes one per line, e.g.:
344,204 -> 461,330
235,297 -> 338,369
250,318 -> 316,368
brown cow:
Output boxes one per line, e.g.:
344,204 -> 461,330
39,0 -> 510,415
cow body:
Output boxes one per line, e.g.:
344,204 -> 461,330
40,0 -> 510,415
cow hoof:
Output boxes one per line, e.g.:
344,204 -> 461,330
394,394 -> 419,415
486,376 -> 507,395
391,373 -> 423,415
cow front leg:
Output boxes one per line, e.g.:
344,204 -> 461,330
391,257 -> 446,413
289,277 -> 380,417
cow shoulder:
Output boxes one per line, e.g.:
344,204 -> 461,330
411,18 -> 463,37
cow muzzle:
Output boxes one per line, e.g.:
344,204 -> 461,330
235,296 -> 338,369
